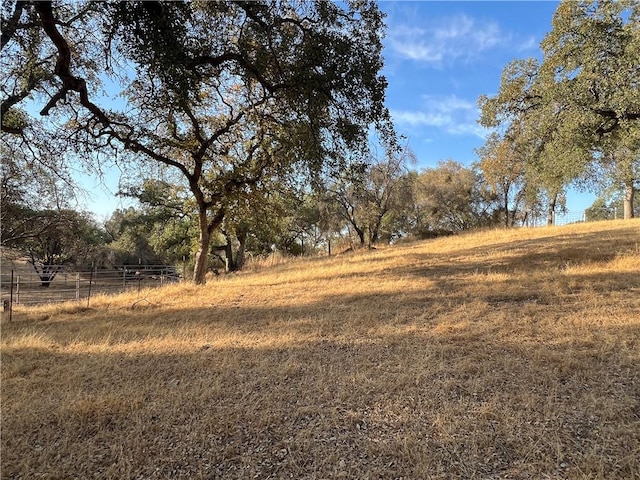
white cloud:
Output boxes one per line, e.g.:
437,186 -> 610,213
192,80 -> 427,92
387,26 -> 443,62
392,94 -> 489,139
446,123 -> 488,139
425,95 -> 475,112
516,36 -> 538,52
387,14 -> 525,66
392,110 -> 449,128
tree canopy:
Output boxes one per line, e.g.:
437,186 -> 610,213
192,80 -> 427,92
478,0 -> 640,221
2,0 -> 394,283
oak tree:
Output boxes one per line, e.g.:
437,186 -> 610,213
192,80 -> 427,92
478,0 -> 639,221
2,1 -> 394,283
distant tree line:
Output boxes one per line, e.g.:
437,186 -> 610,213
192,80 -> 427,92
2,0 -> 638,284
6,143 -> 636,285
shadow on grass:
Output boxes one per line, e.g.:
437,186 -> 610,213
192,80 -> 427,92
2,224 -> 639,478
2,318 -> 639,479
404,227 -> 638,271
3,264 -> 639,346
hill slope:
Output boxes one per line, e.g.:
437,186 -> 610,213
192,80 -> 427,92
2,220 -> 640,479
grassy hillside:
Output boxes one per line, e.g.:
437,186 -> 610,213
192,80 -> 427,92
2,220 -> 640,479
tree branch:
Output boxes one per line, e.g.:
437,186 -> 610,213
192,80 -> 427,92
34,1 -> 110,125
0,0 -> 27,51
188,52 -> 287,95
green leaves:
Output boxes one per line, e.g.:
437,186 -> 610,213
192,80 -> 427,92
2,0 -> 393,281
478,0 -> 639,221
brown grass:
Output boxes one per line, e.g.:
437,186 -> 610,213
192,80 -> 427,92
2,220 -> 640,479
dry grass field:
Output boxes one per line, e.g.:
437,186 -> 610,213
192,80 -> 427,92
2,220 -> 640,479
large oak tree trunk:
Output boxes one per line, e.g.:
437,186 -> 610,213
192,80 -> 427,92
503,192 -> 510,228
193,207 -> 215,284
193,227 -> 211,284
623,182 -> 635,219
353,224 -> 365,247
368,213 -> 384,247
193,205 -> 226,284
547,192 -> 558,226
235,228 -> 248,271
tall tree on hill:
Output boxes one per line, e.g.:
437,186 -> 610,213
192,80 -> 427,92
106,180 -> 196,266
475,132 -> 527,227
479,59 -> 586,226
1,1 -> 394,283
21,209 -> 106,287
540,0 -> 640,218
478,0 -> 639,220
362,144 -> 415,246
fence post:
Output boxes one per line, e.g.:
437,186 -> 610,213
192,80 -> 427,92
15,275 -> 20,304
9,270 -> 14,322
87,268 -> 94,308
76,273 -> 80,301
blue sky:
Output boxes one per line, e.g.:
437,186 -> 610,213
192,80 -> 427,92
378,0 -> 595,211
80,1 -> 596,218
380,1 -> 556,161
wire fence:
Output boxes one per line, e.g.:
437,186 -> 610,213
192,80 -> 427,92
1,265 -> 181,314
553,211 -> 589,226
534,211 -> 588,227
522,208 -> 625,228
